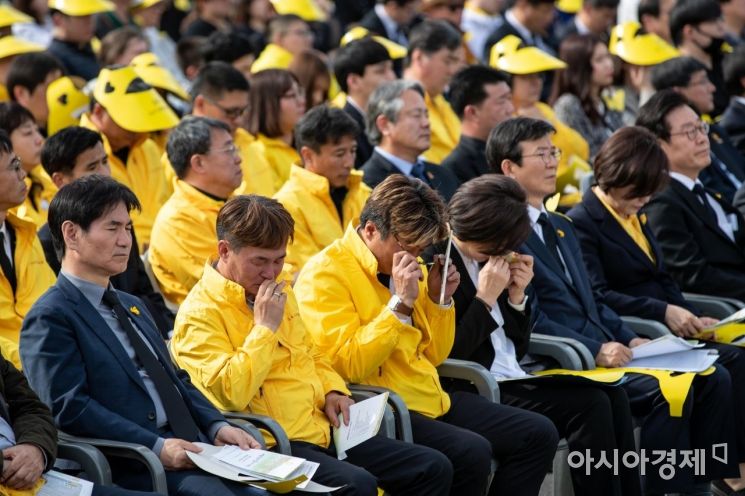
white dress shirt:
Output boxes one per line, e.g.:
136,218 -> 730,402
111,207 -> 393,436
669,172 -> 737,242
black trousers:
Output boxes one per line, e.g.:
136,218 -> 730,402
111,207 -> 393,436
289,434 -> 453,496
409,390 -> 559,496
500,379 -> 641,496
623,364 -> 740,492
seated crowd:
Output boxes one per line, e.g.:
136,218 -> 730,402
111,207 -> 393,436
1,0 -> 745,494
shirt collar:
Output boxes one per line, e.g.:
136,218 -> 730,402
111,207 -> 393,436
527,203 -> 546,227
346,96 -> 365,116
669,171 -> 703,191
505,10 -> 534,44
574,16 -> 590,34
60,270 -> 107,307
735,96 -> 745,107
374,4 -> 400,40
374,146 -> 416,176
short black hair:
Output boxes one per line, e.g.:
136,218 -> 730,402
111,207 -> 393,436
448,65 -> 510,118
294,105 -> 359,154
669,0 -> 721,45
166,116 -> 231,179
586,0 -> 620,8
177,36 -> 207,75
201,31 -> 261,64
650,56 -> 708,90
0,129 -> 13,155
41,126 -> 103,177
449,175 -> 532,256
636,89 -> 692,141
333,39 -> 391,94
0,102 -> 35,135
406,20 -> 462,66
724,44 -> 745,96
7,51 -> 64,101
48,175 -> 141,259
638,0 -> 660,19
190,61 -> 250,101
486,117 -> 555,172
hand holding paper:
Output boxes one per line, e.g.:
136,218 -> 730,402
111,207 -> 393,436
333,393 -> 389,460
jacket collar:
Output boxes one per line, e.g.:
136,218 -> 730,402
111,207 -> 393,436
6,211 -> 38,239
340,224 -> 380,277
200,261 -> 251,309
174,180 -> 226,210
288,164 -> 364,198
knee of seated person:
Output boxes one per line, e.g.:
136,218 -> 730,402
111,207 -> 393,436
455,431 -> 492,475
420,448 -> 454,483
343,467 -> 379,496
694,364 -> 732,398
523,412 -> 560,453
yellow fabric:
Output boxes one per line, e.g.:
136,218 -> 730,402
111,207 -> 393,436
171,263 -> 350,448
12,166 -> 58,228
81,114 -> 169,251
250,43 -> 294,74
696,324 -> 745,345
0,212 -> 55,368
274,165 -> 370,274
149,180 -> 223,305
0,478 -> 45,495
594,186 -> 655,262
245,134 -> 299,194
295,225 -> 455,418
422,93 -> 460,165
330,91 -> 346,109
0,85 -> 7,102
150,130 -> 169,159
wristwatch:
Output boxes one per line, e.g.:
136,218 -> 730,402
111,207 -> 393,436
388,295 -> 414,317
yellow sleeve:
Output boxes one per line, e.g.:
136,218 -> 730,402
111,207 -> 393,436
302,318 -> 350,396
0,336 -> 20,370
420,295 -> 456,366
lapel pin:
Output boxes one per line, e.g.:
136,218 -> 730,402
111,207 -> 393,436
639,213 -> 647,225
129,306 -> 140,316
556,229 -> 565,238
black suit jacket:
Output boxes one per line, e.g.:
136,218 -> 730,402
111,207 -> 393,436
343,101 -> 373,169
567,188 -> 699,323
361,150 -> 459,201
721,99 -> 745,157
38,224 -> 174,337
698,124 -> 745,204
441,135 -> 489,185
642,179 -> 745,302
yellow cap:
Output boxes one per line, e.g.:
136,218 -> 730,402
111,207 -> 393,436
93,66 -> 179,133
46,76 -> 90,136
556,0 -> 581,13
130,0 -> 165,9
340,26 -> 407,59
0,36 -> 43,60
0,5 -> 33,28
48,0 -> 114,16
609,21 -> 679,66
130,52 -> 189,101
269,0 -> 327,21
490,35 -> 566,74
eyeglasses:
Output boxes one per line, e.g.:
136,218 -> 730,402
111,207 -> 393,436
393,233 -> 425,255
285,28 -> 313,38
670,121 -> 710,141
210,144 -> 239,157
522,148 -> 561,165
203,95 -> 249,119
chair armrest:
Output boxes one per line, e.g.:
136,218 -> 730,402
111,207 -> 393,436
220,412 -> 292,455
57,432 -> 167,494
621,316 -> 671,339
348,384 -> 412,442
224,420 -> 266,448
348,389 -> 396,440
528,334 -> 585,370
57,439 -> 112,485
531,334 -> 597,370
436,359 -> 499,403
683,292 -> 742,318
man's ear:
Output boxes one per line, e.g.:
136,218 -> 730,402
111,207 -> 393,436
188,153 -> 205,175
11,85 -> 31,107
501,158 -> 517,176
61,220 -> 79,253
299,145 -> 314,167
192,94 -> 207,115
217,239 -> 231,261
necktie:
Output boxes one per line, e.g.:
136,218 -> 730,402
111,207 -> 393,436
537,213 -> 565,271
692,184 -> 718,224
101,289 -> 200,441
411,161 -> 429,184
0,229 -> 16,294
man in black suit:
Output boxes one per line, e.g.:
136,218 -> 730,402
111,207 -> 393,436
639,90 -> 745,303
721,44 -> 745,157
333,39 -> 396,168
442,66 -> 513,184
554,0 -> 618,41
483,0 -> 556,61
359,0 -> 421,46
37,126 -> 174,337
361,80 -> 459,201
652,56 -> 745,204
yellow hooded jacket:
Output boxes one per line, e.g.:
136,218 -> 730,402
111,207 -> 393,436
245,134 -> 300,195
422,93 -> 461,165
295,225 -> 455,418
274,165 -> 370,274
148,180 -> 222,305
250,43 -> 294,73
81,114 -> 169,251
12,166 -> 58,228
0,212 -> 55,367
171,263 -> 350,447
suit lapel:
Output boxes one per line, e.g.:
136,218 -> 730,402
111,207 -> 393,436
525,229 -> 576,292
672,180 -> 735,244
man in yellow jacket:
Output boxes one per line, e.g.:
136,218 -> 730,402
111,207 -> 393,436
150,117 -> 243,306
171,194 -> 452,495
83,66 -> 178,252
403,20 -> 463,165
0,130 -> 54,367
274,105 -> 371,275
295,174 -> 558,496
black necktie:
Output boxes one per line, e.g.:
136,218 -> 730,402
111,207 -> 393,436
411,161 -> 430,185
692,184 -> 718,224
101,289 -> 200,441
0,228 -> 16,294
537,213 -> 565,270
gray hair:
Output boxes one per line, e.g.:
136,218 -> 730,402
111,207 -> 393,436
166,116 -> 231,179
365,79 -> 425,145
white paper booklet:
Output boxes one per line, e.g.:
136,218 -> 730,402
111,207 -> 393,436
629,335 -> 717,372
37,470 -> 93,496
703,307 -> 745,330
333,392 -> 389,460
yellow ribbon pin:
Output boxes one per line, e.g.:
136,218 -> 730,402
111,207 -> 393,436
129,306 -> 140,316
556,229 -> 565,238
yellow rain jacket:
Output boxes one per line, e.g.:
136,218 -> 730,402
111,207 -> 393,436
12,165 -> 58,228
422,93 -> 461,165
148,180 -> 223,305
171,263 -> 350,447
295,225 -> 455,418
274,165 -> 370,274
250,43 -> 294,73
0,212 -> 55,367
81,114 -> 169,251
245,134 -> 300,194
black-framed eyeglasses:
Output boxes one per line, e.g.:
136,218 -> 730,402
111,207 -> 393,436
670,121 -> 710,141
522,148 -> 561,165
203,95 -> 249,119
